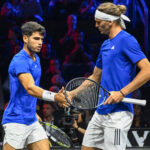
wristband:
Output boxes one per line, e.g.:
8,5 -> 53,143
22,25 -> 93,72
42,90 -> 56,102
120,90 -> 125,97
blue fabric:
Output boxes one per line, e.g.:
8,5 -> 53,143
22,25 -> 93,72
2,49 -> 41,125
96,30 -> 146,115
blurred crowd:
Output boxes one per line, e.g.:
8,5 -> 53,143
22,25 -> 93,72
0,0 -> 150,146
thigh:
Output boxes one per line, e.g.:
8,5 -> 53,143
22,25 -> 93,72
27,139 -> 49,150
3,143 -> 22,150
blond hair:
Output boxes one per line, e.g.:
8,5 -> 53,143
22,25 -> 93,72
97,2 -> 127,27
97,2 -> 126,16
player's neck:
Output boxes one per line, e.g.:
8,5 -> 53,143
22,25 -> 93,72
109,25 -> 122,39
23,46 -> 36,61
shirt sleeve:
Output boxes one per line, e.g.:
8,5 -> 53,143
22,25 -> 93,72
14,57 -> 30,76
123,36 -> 146,64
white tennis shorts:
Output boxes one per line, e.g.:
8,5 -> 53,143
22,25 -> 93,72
3,121 -> 48,149
82,111 -> 133,150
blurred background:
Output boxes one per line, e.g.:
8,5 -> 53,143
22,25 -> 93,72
0,0 -> 150,149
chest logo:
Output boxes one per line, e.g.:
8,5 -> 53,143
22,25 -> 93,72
111,45 -> 115,50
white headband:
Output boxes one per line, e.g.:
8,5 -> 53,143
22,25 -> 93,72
94,10 -> 130,29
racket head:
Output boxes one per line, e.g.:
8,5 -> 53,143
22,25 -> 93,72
65,77 -> 110,110
40,121 -> 72,148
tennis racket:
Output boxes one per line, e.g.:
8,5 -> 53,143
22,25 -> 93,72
64,77 -> 146,110
40,121 -> 72,148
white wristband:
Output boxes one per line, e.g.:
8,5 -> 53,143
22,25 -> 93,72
42,90 -> 56,102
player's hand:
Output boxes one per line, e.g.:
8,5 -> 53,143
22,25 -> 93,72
72,119 -> 78,129
54,87 -> 70,108
65,91 -> 73,103
104,91 -> 124,105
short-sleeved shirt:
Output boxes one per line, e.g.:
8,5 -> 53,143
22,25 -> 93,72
2,49 -> 41,125
96,30 -> 146,115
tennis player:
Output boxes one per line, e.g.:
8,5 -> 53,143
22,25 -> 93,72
82,2 -> 150,150
2,21 -> 69,150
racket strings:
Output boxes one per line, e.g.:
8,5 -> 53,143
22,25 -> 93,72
50,129 -> 70,146
41,122 -> 71,147
72,82 -> 100,109
69,79 -> 84,91
68,79 -> 91,108
65,77 -> 110,109
93,85 -> 100,107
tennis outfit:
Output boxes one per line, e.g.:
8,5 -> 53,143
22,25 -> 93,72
2,49 -> 47,149
82,30 -> 146,150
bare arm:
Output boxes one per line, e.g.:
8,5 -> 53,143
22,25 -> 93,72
88,66 -> 102,83
72,119 -> 86,134
69,66 -> 102,97
104,58 -> 150,104
77,126 -> 86,134
18,73 -> 43,98
18,73 -> 69,107
121,58 -> 150,95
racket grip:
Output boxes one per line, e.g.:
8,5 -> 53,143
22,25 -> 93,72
122,98 -> 146,106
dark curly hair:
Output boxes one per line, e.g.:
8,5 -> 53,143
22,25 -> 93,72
21,21 -> 45,37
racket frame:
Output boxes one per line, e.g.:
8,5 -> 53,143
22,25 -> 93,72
65,77 -> 147,109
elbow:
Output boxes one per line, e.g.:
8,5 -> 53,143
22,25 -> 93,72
148,68 -> 150,80
26,84 -> 34,95
144,66 -> 150,82
147,63 -> 150,80
141,63 -> 150,81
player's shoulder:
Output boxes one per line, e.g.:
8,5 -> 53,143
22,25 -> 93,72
12,49 -> 28,62
120,30 -> 137,42
9,50 -> 30,69
101,39 -> 110,48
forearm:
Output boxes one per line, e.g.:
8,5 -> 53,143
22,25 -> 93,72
18,73 -> 67,104
121,67 -> 150,96
77,127 -> 86,134
26,84 -> 44,99
88,73 -> 101,83
27,84 -> 56,102
70,66 -> 102,96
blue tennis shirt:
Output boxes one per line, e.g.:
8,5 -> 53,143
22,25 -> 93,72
2,49 -> 41,125
96,30 -> 146,115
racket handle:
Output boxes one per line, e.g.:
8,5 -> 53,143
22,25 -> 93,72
122,98 -> 147,106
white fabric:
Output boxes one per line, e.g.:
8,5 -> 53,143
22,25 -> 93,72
82,111 -> 133,150
95,10 -> 130,29
3,121 -> 48,149
42,90 -> 56,102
